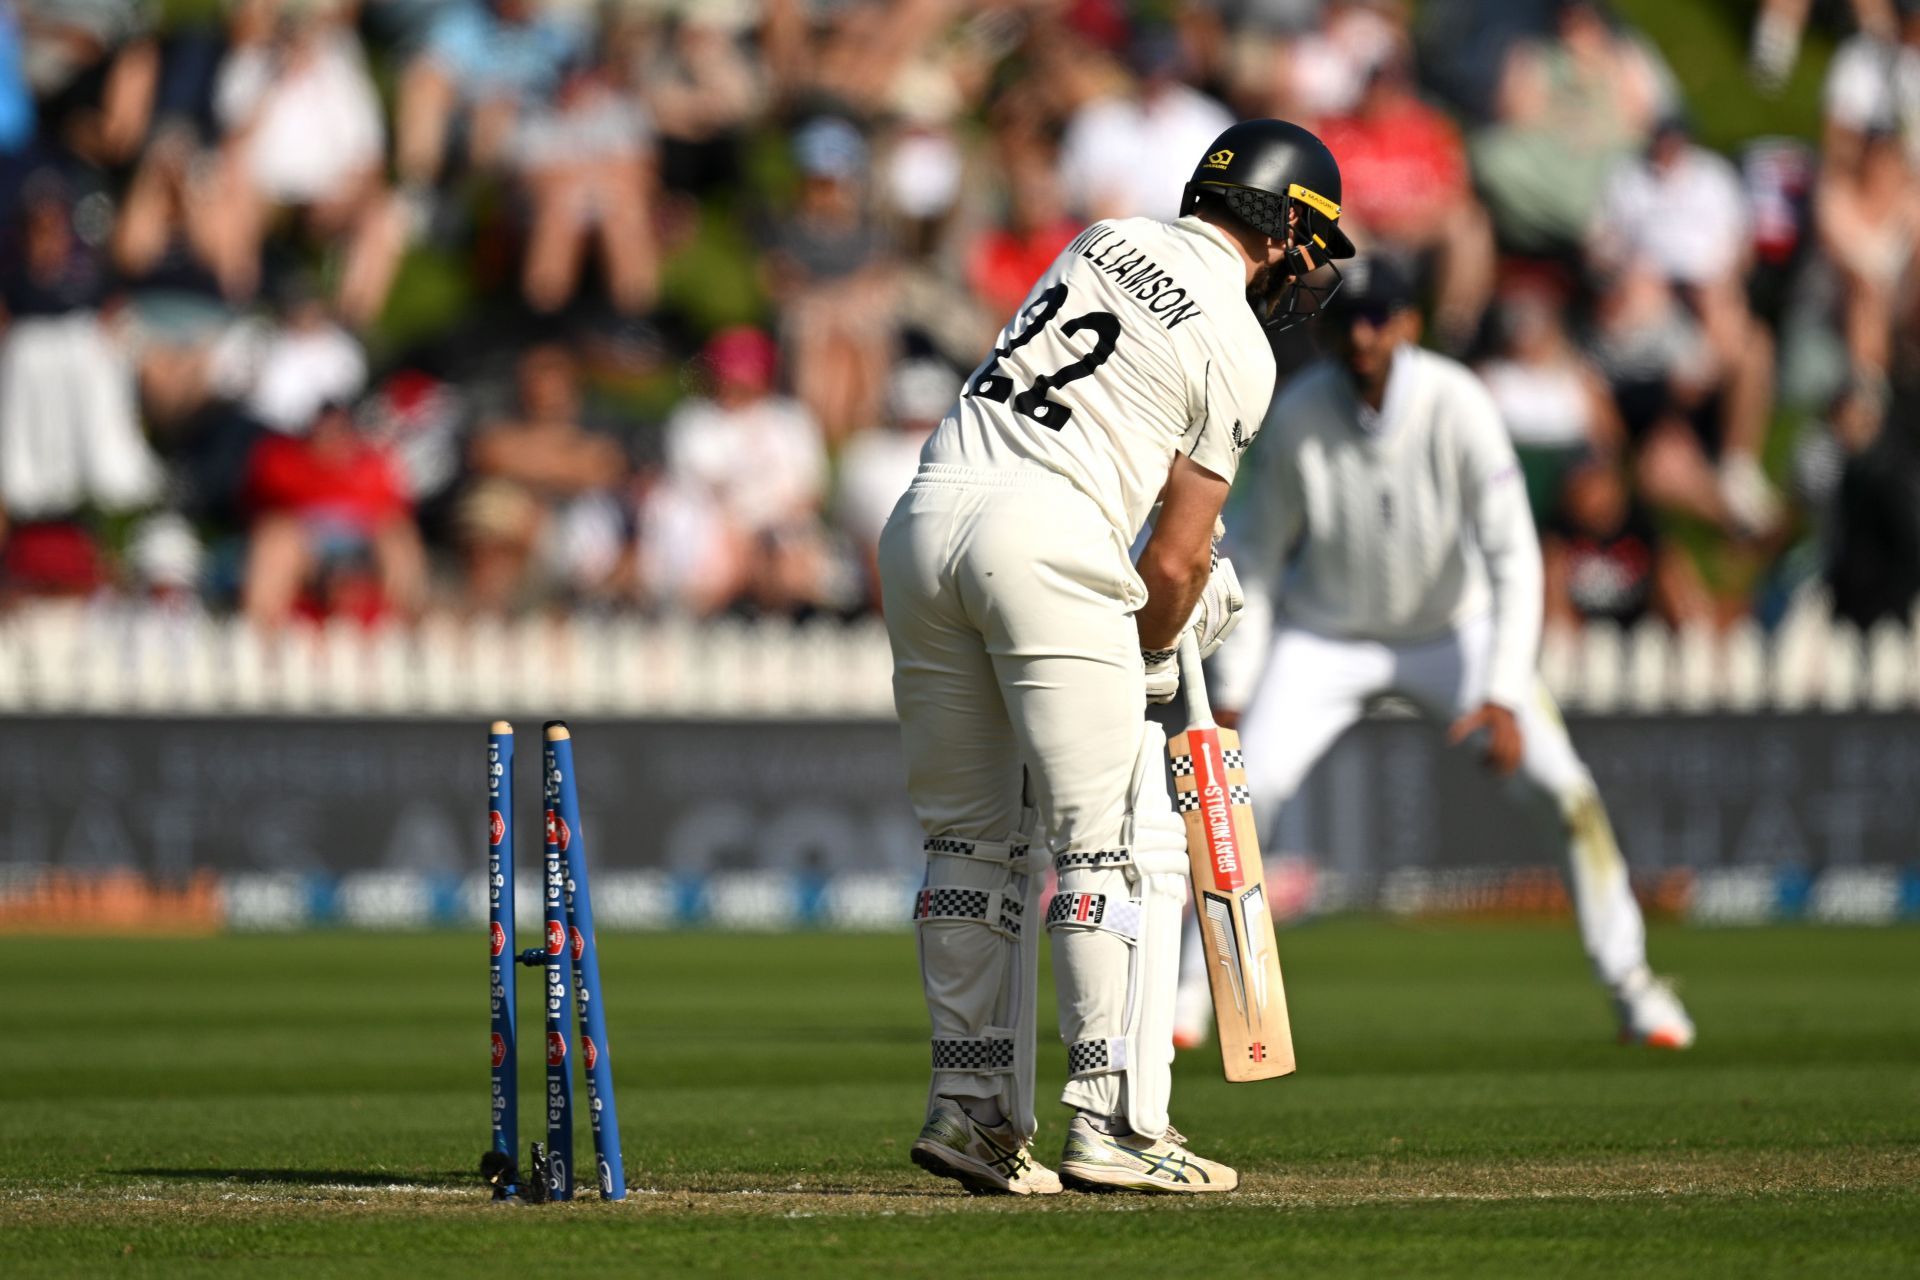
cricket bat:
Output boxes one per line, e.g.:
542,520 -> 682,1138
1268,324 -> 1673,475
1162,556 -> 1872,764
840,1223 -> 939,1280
1167,632 -> 1296,1081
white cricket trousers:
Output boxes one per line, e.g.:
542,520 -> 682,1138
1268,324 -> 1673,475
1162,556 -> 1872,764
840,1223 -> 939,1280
1234,615 -> 1649,987
879,463 -> 1163,1121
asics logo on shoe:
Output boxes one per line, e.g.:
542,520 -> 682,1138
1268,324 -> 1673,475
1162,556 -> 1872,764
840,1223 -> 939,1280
1099,1137 -> 1210,1185
968,1118 -> 1034,1178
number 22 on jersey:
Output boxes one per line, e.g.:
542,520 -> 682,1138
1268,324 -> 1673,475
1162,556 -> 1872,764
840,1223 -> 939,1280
966,283 -> 1121,430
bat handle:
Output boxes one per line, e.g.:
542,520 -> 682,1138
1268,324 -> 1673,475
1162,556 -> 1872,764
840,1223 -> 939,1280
1177,631 -> 1215,730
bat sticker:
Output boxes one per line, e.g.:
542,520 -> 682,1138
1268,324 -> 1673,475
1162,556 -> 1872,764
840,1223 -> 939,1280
1203,892 -> 1248,1016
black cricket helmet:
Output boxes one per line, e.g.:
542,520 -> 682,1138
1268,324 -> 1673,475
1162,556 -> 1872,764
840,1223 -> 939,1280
1180,118 -> 1355,331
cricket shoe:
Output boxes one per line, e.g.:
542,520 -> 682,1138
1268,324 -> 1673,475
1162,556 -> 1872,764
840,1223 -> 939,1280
909,1096 -> 1062,1196
1172,979 -> 1213,1051
1614,970 -> 1696,1049
1058,1113 -> 1238,1194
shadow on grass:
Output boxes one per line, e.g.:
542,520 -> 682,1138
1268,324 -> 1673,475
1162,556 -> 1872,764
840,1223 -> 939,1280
121,1168 -> 471,1189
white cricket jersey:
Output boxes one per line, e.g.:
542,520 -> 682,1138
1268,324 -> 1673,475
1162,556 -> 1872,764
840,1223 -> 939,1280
922,216 -> 1276,544
1226,345 -> 1543,711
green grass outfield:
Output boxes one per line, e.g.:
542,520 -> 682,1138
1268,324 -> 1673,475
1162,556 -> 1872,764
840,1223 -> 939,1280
2,922 -> 1916,1277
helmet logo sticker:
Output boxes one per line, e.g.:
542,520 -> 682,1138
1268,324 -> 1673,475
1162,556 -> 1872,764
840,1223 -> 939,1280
1287,183 -> 1340,220
1205,149 -> 1234,170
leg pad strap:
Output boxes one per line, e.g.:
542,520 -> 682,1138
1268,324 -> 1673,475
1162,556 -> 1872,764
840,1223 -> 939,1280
923,836 -> 1037,872
1045,890 -> 1142,941
931,1032 -> 1015,1074
915,885 -> 1024,939
1067,1036 -> 1130,1078
1053,848 -> 1130,872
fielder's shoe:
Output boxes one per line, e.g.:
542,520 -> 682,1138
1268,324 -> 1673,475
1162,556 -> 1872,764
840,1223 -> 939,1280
909,1096 -> 1062,1196
1614,969 -> 1696,1049
1058,1113 -> 1238,1194
1172,979 -> 1213,1051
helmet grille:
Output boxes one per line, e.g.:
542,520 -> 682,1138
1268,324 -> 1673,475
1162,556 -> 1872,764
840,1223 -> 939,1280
1221,185 -> 1290,241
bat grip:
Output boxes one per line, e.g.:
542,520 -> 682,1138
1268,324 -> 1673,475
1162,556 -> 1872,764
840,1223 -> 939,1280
1177,631 -> 1214,730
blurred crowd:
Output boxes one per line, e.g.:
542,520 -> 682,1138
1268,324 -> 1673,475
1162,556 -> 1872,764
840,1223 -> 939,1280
1,0 -> 1918,633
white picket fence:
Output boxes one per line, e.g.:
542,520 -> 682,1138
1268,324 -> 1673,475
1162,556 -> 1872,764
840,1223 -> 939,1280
0,596 -> 1916,716
0,605 -> 898,717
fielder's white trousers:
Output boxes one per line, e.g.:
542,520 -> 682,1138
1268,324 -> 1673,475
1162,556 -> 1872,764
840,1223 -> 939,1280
1231,614 -> 1648,988
880,464 -> 1171,1122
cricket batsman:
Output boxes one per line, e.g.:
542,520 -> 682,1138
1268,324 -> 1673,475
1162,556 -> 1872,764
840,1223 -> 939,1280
1175,256 -> 1695,1053
879,120 -> 1354,1195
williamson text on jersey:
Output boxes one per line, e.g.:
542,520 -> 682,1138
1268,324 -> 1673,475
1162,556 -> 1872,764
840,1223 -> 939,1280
1067,224 -> 1205,331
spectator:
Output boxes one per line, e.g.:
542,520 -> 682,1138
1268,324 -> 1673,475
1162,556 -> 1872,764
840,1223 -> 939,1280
761,116 -> 895,444
650,327 -> 828,614
1056,27 -> 1233,222
1477,284 -> 1624,522
0,171 -> 163,530
126,509 -> 206,606
1816,126 -> 1919,388
1278,0 -> 1410,120
459,344 -> 627,613
111,122 -> 244,311
512,48 -> 659,315
1589,118 -> 1782,534
207,282 -> 369,435
0,518 -> 107,603
874,57 -> 982,364
630,7 -> 762,196
129,280 -> 367,539
1470,0 -> 1674,255
359,368 -> 465,511
397,0 -> 582,189
966,151 -> 1081,320
761,0 -> 950,117
1820,1 -> 1920,173
1316,54 -> 1495,349
241,400 -> 425,627
210,0 -> 407,326
1825,391 -> 1920,627
1590,117 -> 1753,298
836,358 -> 956,602
1542,451 -> 1713,631
14,0 -> 157,169
1585,264 -> 1775,534
1752,0 -> 1896,95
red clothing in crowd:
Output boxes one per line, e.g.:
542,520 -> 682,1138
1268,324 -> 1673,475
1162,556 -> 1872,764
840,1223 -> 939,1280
1316,96 -> 1469,241
245,430 -> 410,534
968,219 -> 1080,320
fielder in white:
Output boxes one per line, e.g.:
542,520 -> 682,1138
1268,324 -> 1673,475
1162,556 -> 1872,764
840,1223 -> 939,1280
879,120 -> 1355,1195
1177,257 -> 1695,1052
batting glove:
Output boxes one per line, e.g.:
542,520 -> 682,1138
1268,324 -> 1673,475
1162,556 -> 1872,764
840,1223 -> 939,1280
1142,646 -> 1179,704
1188,554 -> 1244,659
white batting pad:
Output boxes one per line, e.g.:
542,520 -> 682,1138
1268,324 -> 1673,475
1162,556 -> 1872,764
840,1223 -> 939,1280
1048,722 -> 1189,1139
914,824 -> 1045,1139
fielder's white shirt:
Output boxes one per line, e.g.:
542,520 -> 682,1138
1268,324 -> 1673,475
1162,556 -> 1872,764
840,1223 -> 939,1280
1224,345 -> 1543,711
924,216 -> 1275,545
